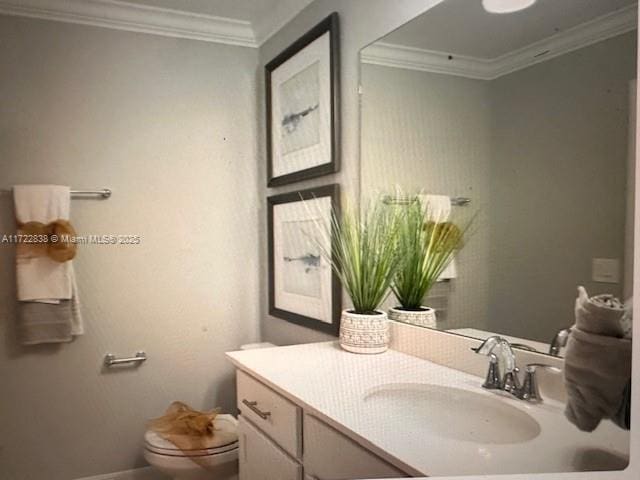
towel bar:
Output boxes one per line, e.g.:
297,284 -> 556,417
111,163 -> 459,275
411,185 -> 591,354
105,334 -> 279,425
104,351 -> 147,367
382,195 -> 470,206
1,188 -> 111,199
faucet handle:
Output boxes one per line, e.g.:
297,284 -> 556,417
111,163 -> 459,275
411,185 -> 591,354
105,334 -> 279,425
482,353 -> 503,390
503,366 -> 521,395
519,363 -> 562,402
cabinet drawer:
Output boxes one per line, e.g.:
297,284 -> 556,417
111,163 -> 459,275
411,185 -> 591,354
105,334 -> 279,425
303,414 -> 409,479
238,415 -> 302,480
236,369 -> 302,459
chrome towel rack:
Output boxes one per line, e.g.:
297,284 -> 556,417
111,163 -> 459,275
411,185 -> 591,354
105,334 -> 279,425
1,188 -> 112,199
451,197 -> 471,206
382,195 -> 471,206
104,351 -> 147,367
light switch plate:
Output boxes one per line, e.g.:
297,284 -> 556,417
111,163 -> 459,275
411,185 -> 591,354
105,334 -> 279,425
592,258 -> 620,283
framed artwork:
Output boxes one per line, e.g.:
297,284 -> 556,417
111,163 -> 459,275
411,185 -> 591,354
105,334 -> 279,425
265,12 -> 340,187
268,184 -> 341,335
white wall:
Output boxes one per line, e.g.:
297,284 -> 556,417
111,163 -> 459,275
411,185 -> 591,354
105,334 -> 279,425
259,0 -> 446,345
0,16 -> 260,480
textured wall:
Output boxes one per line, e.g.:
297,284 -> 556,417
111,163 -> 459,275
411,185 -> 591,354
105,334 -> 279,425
360,64 -> 492,331
359,32 -> 636,343
259,0 -> 446,345
487,32 -> 636,342
0,16 -> 260,480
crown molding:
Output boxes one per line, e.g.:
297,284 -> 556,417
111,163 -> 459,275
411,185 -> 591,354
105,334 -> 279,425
0,0 -> 257,47
252,0 -> 315,46
362,4 -> 638,81
492,3 -> 638,78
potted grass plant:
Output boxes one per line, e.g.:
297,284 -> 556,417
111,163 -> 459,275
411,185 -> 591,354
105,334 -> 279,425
313,197 -> 401,354
389,197 -> 471,328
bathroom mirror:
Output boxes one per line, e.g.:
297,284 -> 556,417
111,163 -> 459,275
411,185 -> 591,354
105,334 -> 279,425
360,0 -> 638,356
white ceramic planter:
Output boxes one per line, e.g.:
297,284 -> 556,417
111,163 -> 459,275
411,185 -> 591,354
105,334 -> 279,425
388,306 -> 437,328
339,309 -> 390,354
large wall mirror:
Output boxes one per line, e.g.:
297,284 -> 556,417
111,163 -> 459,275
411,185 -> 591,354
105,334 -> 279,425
360,0 -> 637,357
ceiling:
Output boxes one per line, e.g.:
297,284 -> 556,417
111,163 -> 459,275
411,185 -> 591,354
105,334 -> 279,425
382,0 -> 637,59
110,0 -> 314,43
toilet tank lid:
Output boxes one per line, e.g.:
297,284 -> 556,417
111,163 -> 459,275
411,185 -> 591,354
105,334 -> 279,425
240,342 -> 276,350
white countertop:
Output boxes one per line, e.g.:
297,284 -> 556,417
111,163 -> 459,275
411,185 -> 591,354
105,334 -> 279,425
226,341 -> 629,477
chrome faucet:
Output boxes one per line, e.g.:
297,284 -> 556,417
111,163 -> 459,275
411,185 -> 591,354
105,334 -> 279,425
472,335 -> 518,392
472,336 -> 560,402
549,327 -> 572,356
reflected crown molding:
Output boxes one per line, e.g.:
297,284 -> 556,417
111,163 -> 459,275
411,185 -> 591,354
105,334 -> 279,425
362,43 -> 494,80
361,4 -> 638,81
0,0 -> 257,47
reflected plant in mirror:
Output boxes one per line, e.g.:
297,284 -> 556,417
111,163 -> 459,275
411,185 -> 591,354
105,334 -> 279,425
389,191 -> 474,328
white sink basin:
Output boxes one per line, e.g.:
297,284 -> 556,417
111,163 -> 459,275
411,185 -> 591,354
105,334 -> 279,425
363,383 -> 541,444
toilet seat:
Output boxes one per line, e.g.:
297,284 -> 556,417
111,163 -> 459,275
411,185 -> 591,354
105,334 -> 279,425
145,432 -> 238,457
144,414 -> 239,458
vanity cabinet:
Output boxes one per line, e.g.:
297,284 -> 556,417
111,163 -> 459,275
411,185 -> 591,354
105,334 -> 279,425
238,415 -> 303,480
236,369 -> 411,480
237,370 -> 302,458
303,414 -> 409,479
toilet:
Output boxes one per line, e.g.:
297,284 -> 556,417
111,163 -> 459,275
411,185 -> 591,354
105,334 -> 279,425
144,414 -> 239,480
144,344 -> 274,479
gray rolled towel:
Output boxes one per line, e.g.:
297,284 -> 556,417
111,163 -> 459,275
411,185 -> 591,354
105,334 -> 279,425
574,286 -> 626,337
564,287 -> 632,432
612,380 -> 632,430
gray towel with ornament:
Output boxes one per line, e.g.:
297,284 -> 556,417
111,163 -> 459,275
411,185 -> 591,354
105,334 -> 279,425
564,287 -> 632,432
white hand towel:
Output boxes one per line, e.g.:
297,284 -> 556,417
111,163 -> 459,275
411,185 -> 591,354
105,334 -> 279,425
419,194 -> 457,280
14,185 -> 72,301
13,185 -> 83,343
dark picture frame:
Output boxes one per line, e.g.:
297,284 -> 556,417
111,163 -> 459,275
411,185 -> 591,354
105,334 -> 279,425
265,12 -> 340,187
267,184 -> 341,335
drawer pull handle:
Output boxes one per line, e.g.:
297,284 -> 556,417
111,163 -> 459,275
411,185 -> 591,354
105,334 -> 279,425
242,399 -> 271,420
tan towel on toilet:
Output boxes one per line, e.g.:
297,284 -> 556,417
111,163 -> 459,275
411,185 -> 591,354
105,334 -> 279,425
564,287 -> 632,431
149,402 -> 237,468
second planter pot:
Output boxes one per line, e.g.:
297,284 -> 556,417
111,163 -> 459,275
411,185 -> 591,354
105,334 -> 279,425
339,309 -> 390,354
388,306 -> 437,328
